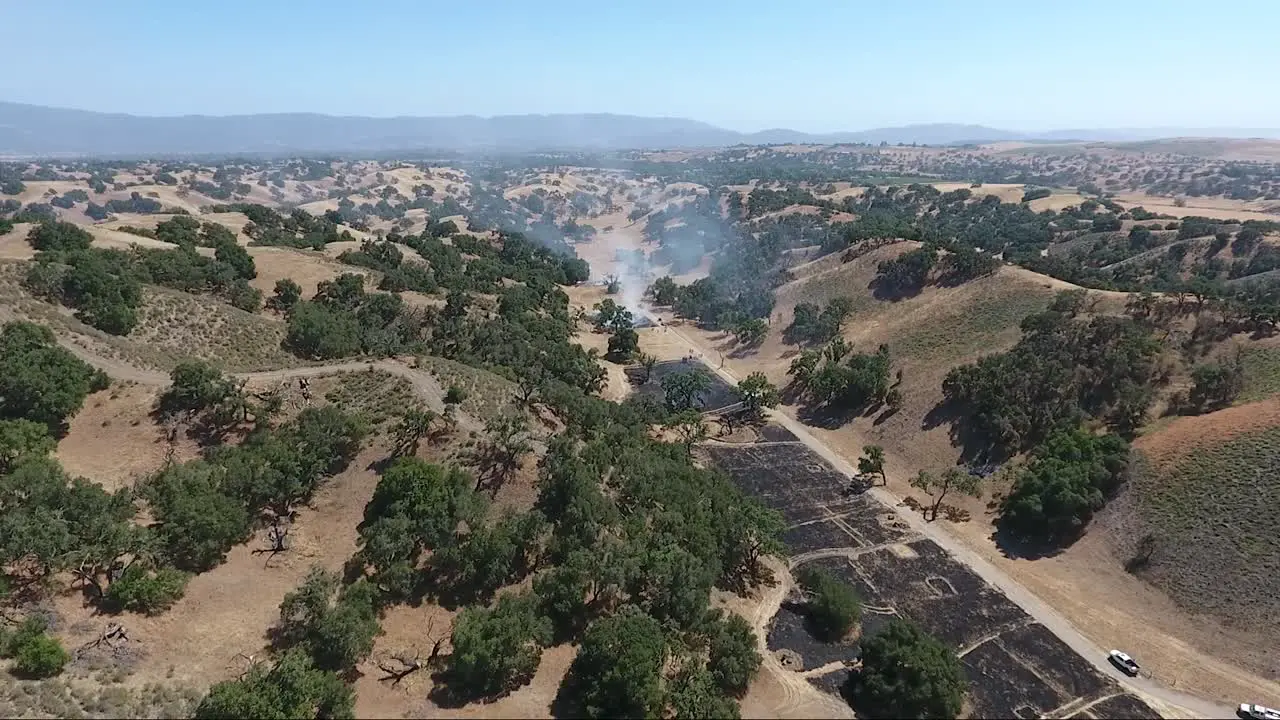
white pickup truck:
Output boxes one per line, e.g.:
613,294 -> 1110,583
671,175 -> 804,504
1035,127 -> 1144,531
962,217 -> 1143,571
1107,649 -> 1140,676
1238,704 -> 1280,720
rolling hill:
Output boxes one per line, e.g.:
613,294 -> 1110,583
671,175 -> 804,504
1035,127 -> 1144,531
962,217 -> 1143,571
5,101 -> 1280,156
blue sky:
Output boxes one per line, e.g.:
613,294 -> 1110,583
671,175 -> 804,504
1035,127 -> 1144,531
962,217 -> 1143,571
4,0 -> 1276,132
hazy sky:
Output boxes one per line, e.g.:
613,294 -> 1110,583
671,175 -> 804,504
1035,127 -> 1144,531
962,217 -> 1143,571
4,0 -> 1276,132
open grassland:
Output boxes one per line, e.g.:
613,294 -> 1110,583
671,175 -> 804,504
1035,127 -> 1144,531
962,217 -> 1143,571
248,245 -> 376,300
1239,345 -> 1280,402
126,288 -> 299,372
414,355 -> 517,423
315,369 -> 425,429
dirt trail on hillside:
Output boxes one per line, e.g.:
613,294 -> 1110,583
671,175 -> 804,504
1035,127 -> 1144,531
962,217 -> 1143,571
43,332 -> 481,431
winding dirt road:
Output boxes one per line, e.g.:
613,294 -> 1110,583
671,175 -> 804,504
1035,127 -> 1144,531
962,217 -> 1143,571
47,332 -> 481,433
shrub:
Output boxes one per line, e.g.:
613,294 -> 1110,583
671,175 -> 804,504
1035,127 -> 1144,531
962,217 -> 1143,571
798,568 -> 861,641
104,565 -> 190,615
13,634 -> 70,678
1,617 -> 70,679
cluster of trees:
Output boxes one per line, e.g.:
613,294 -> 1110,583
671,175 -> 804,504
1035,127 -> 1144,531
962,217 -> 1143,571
24,220 -> 261,334
873,243 -> 1001,299
4,359 -> 367,647
874,246 -> 938,298
49,189 -> 89,209
337,239 -> 437,295
0,164 -> 24,195
642,194 -> 731,274
999,429 -> 1131,545
104,191 -> 164,214
785,297 -> 854,346
531,416 -> 781,716
937,245 -> 1001,286
211,203 -> 357,249
788,340 -> 898,414
942,292 -> 1162,453
746,187 -> 829,217
353,457 -> 540,604
237,361 -> 780,714
1028,217 -> 1280,299
281,273 -> 422,360
826,184 -> 1056,262
0,321 -> 106,431
416,235 -> 600,397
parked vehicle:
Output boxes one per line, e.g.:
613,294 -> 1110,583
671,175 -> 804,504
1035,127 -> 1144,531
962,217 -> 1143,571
1238,703 -> 1280,720
1108,649 -> 1140,676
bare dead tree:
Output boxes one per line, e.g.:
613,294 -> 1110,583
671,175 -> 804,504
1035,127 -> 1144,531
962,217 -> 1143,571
376,618 -> 450,686
77,622 -> 132,658
377,652 -> 424,686
227,652 -> 262,679
251,519 -> 291,567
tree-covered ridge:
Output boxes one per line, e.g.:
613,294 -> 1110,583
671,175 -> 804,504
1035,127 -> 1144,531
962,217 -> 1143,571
23,219 -> 262,333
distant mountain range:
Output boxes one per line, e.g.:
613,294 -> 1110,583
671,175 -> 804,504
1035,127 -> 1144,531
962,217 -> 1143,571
1,101 -> 1278,157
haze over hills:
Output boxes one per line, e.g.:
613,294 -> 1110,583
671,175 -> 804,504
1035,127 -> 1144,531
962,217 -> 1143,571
2,101 -> 1280,157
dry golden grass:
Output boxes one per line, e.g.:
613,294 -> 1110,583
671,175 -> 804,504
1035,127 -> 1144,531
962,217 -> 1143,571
123,288 -> 301,372
0,671 -> 202,719
933,181 -> 1025,203
312,369 -> 426,429
57,384 -> 200,493
1112,192 -> 1280,222
0,263 -> 299,374
248,246 -> 375,300
0,222 -> 34,259
413,355 -> 518,424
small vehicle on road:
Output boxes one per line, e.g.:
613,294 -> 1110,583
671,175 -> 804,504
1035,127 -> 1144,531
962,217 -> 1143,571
1108,649 -> 1140,676
1238,703 -> 1280,720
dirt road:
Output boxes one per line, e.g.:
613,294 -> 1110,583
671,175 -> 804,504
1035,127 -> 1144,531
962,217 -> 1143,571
48,335 -> 482,433
666,328 -> 1235,720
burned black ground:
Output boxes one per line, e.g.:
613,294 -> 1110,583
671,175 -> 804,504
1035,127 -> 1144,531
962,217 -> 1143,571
699,404 -> 1162,719
624,359 -> 738,411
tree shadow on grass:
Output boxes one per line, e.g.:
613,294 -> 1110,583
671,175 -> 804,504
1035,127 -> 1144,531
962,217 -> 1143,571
549,656 -> 590,720
990,524 -> 1069,561
796,398 -> 886,431
871,405 -> 900,426
428,667 -> 533,710
921,397 -> 1007,466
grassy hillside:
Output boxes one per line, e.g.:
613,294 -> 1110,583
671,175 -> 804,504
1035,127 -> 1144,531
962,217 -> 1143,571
0,260 -> 298,373
1122,400 -> 1280,665
720,243 -> 1085,470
